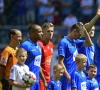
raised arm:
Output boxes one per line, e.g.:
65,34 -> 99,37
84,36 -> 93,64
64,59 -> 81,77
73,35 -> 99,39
85,6 -> 100,32
77,22 -> 92,46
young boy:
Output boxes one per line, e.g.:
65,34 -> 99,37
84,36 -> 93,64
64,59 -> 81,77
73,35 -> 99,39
47,63 -> 65,90
87,64 -> 99,90
71,54 -> 87,90
9,48 -> 30,90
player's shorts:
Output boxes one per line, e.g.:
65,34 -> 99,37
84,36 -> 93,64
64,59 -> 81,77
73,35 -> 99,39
60,77 -> 71,90
30,82 -> 40,90
1,79 -> 12,90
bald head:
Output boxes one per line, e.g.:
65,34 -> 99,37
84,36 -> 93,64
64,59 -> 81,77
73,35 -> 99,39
28,24 -> 42,34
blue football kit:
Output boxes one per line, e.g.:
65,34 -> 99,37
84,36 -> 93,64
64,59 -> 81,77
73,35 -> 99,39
58,36 -> 84,90
78,38 -> 95,71
48,80 -> 62,90
20,39 -> 42,90
71,70 -> 87,90
95,43 -> 100,89
87,77 -> 99,90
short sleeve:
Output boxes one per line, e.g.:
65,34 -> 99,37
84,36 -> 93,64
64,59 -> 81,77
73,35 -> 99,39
20,43 -> 28,51
58,41 -> 66,57
9,66 -> 17,81
0,50 -> 9,66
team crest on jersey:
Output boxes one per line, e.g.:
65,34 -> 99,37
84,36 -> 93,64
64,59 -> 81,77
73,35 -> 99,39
0,56 -> 7,64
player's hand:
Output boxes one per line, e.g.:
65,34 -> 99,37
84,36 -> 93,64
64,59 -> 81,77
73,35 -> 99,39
76,22 -> 86,32
23,83 -> 31,88
97,5 -> 100,16
97,36 -> 100,45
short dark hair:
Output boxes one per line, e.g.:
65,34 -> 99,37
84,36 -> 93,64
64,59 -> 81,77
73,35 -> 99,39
70,22 -> 82,32
28,24 -> 41,34
8,29 -> 20,40
88,64 -> 97,70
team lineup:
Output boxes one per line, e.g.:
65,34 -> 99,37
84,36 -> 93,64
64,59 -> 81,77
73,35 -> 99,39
0,6 -> 100,90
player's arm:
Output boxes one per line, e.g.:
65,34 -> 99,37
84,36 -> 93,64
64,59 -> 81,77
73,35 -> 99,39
83,25 -> 92,46
77,22 -> 92,46
58,55 -> 71,83
0,65 -> 5,80
85,6 -> 100,32
39,67 -> 47,88
9,80 -> 30,88
0,53 -> 8,80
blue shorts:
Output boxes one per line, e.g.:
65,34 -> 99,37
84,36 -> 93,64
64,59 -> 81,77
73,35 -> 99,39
60,77 -> 71,90
30,82 -> 40,90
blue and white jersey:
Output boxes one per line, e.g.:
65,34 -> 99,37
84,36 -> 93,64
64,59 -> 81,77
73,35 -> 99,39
71,70 -> 87,90
58,36 -> 84,75
87,77 -> 99,90
20,39 -> 42,82
78,38 -> 95,70
95,43 -> 100,75
48,80 -> 62,90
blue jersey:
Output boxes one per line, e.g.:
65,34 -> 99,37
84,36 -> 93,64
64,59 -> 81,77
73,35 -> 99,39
58,36 -> 84,90
48,80 -> 62,90
20,39 -> 42,82
58,36 -> 84,75
95,43 -> 100,75
78,38 -> 95,70
87,77 -> 99,90
71,70 -> 87,90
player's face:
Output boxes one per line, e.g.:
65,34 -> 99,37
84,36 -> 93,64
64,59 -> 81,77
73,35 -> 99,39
12,30 -> 22,45
34,27 -> 43,40
16,52 -> 27,65
55,69 -> 64,79
74,30 -> 82,39
43,27 -> 54,40
79,59 -> 87,68
88,68 -> 97,78
89,26 -> 95,38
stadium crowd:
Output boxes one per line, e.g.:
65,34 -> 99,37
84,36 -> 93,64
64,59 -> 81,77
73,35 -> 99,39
0,0 -> 100,26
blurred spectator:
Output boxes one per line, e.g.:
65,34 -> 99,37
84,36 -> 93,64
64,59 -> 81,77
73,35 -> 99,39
37,1 -> 55,25
53,10 -> 61,25
62,12 -> 78,35
52,0 -> 62,25
52,0 -> 61,12
25,0 -> 36,25
15,0 -> 26,25
0,0 -> 4,25
61,0 -> 73,21
97,0 -> 100,5
80,0 -> 94,23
